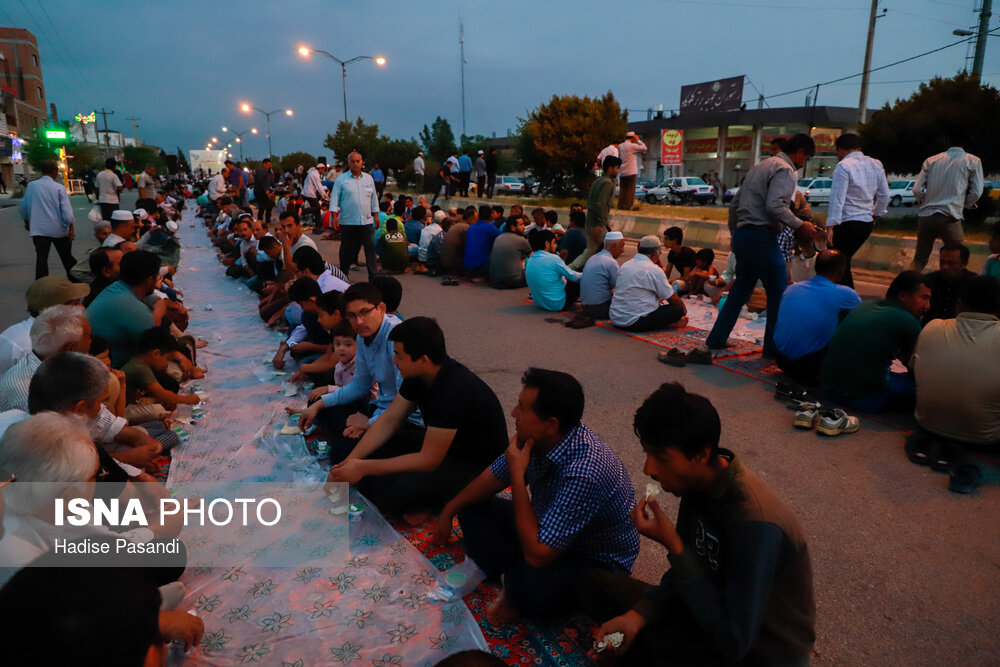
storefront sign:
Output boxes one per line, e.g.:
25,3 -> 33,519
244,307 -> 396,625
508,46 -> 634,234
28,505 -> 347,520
660,129 -> 683,165
679,76 -> 745,114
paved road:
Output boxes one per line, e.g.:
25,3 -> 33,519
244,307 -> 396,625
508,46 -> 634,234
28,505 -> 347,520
1,195 -> 998,665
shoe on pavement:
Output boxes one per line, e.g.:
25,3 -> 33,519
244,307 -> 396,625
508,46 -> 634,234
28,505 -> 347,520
685,348 -> 714,365
657,348 -> 687,367
566,315 -> 595,329
815,408 -> 860,436
775,381 -> 810,405
793,402 -> 821,430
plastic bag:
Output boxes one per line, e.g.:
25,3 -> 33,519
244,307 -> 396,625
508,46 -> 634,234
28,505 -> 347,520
87,206 -> 103,223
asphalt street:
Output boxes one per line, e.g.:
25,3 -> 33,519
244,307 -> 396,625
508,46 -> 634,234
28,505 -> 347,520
2,193 -> 998,666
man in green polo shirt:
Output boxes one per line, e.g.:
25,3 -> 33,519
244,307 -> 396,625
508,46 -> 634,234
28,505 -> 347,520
569,156 -> 620,271
821,271 -> 930,413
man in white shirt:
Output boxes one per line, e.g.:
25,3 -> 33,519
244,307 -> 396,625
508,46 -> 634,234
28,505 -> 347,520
910,145 -> 984,271
596,143 -> 619,173
302,162 -> 329,225
825,133 -> 890,288
207,167 -> 230,211
610,236 -> 687,331
413,152 -> 426,192
617,132 -> 647,210
94,158 -> 123,221
0,277 -> 90,376
331,151 -> 380,282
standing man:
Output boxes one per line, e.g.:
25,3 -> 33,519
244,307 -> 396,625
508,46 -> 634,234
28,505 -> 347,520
302,162 -> 329,226
413,151 -> 426,193
476,150 -> 488,199
136,165 -> 159,201
485,148 -> 498,198
370,163 -> 386,200
617,132 -> 647,210
825,133 -> 890,288
569,155 -> 619,271
254,158 -> 275,222
95,158 -> 123,221
20,160 -> 76,280
704,133 -> 818,356
331,152 -> 380,281
457,150 -> 473,197
446,152 -> 461,197
910,144 -> 984,272
596,141 -> 619,174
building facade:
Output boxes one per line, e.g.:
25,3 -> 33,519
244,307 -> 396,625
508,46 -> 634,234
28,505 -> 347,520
0,27 -> 48,186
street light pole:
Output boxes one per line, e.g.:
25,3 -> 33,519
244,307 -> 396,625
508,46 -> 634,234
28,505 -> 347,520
857,0 -> 886,125
298,48 -> 386,123
241,105 -> 293,159
973,0 -> 993,80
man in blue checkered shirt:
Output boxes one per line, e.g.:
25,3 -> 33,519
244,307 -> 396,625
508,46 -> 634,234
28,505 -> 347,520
433,368 -> 639,626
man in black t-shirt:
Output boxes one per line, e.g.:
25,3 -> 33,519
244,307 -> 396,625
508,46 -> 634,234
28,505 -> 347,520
663,226 -> 697,290
326,316 -> 507,522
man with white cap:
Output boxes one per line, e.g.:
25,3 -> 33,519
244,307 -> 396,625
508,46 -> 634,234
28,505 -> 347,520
103,210 -> 136,248
579,231 -> 626,321
413,152 -> 426,192
610,235 -> 687,331
617,132 -> 647,210
303,162 -> 329,226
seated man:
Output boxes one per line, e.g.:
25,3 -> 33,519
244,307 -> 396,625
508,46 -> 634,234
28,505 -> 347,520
558,210 -> 588,266
464,205 -> 502,278
914,275 -> 1000,448
299,283 -> 421,445
103,210 -> 136,248
327,317 -> 508,521
610,236 -> 688,332
580,382 -> 815,666
821,271 -> 930,413
247,235 -> 284,294
662,226 -> 697,290
82,248 -> 123,307
489,214 -> 531,289
0,276 -> 90,376
525,229 -> 582,312
578,231 -> 625,321
773,250 -> 861,384
418,210 -> 446,264
923,242 -> 975,324
441,207 -> 474,276
433,368 -> 639,625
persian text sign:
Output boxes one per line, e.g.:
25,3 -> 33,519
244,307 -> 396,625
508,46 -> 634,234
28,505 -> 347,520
680,76 -> 745,114
661,129 -> 683,165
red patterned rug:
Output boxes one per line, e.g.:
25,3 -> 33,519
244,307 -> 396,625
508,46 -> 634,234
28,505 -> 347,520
595,321 -> 760,359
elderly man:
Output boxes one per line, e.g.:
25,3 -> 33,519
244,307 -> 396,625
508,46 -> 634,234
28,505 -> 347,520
0,277 -> 89,376
19,160 -> 76,280
705,133 -> 819,356
103,210 -> 136,248
578,230 -> 625,321
331,152 -> 380,281
610,236 -> 688,332
207,166 -> 230,205
617,131 -> 647,210
413,151 -> 426,192
0,305 -> 91,412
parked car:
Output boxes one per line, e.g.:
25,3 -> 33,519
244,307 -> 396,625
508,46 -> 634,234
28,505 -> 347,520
723,186 -> 739,204
888,180 -> 915,207
522,177 -> 539,195
797,177 -> 832,204
495,176 -> 525,194
635,177 -> 655,199
645,177 -> 715,205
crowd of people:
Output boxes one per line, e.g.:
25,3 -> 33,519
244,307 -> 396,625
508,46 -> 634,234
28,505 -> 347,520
0,126 -> 994,664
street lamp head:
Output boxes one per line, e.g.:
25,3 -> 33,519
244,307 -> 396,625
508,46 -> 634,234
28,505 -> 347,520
298,46 -> 311,57
211,137 -> 218,143
241,103 -> 251,112
251,128 -> 258,134
222,126 -> 228,132
285,109 -> 294,116
953,28 -> 974,37
235,138 -> 241,143
375,57 -> 386,66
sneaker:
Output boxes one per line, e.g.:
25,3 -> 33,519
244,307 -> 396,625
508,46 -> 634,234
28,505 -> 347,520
657,348 -> 687,367
685,348 -> 714,365
815,409 -> 860,436
775,381 -> 810,405
793,402 -> 821,429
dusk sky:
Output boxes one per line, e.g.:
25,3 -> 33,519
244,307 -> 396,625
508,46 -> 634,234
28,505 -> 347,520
3,0 -> 997,159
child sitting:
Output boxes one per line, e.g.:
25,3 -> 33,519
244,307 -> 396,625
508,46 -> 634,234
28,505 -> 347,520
272,279 -> 341,369
122,327 -> 201,415
689,248 -> 726,298
788,229 -> 820,284
297,319 -> 359,406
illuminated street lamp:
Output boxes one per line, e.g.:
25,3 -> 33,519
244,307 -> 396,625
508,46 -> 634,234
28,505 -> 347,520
297,46 -> 386,121
222,126 -> 259,161
240,104 -> 293,158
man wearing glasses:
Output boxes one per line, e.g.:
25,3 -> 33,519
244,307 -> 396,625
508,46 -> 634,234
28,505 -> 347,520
299,282 -> 421,451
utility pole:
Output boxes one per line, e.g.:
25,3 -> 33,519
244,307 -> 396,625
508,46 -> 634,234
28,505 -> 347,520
126,116 -> 141,144
972,0 -> 993,80
857,0 -> 886,125
459,17 -> 467,137
97,107 -> 115,156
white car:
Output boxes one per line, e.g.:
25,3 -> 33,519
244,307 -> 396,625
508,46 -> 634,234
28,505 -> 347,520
495,176 -> 525,194
645,176 -> 716,205
888,180 -> 916,207
796,177 -> 832,204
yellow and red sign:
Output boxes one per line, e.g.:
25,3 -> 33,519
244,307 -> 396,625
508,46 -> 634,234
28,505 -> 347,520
661,129 -> 683,165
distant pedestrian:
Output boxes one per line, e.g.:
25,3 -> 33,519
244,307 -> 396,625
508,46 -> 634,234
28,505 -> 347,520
485,148 -> 498,198
617,131 -> 647,210
704,133 -> 819,356
569,155 -> 619,271
446,152 -> 460,197
20,160 -> 77,280
136,165 -> 159,201
413,152 -> 425,192
0,168 -> 6,194
910,144 -> 984,272
330,151 -> 379,281
457,150 -> 473,197
371,163 -> 386,200
303,162 -> 329,226
476,150 -> 487,198
431,161 -> 451,207
254,158 -> 276,222
825,133 -> 890,288
596,142 -> 619,174
95,158 -> 123,221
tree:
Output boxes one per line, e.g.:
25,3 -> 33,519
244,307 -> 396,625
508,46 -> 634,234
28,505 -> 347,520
278,151 -> 316,174
860,73 -> 1000,174
419,116 -> 457,165
322,118 -> 420,174
122,146 -> 166,174
458,133 -> 490,157
518,92 -> 627,194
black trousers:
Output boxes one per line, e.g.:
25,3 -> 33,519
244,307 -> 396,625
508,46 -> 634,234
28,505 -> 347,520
375,181 -> 385,200
458,171 -> 471,196
486,173 -> 496,198
32,235 -> 76,279
774,347 -> 826,385
831,220 -> 872,289
255,192 -> 273,222
623,302 -> 685,332
477,175 -> 486,198
304,197 -> 323,226
99,203 -> 118,220
338,224 -> 377,280
458,497 -> 607,618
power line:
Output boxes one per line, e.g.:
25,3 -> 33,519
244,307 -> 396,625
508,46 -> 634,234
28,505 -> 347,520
33,0 -> 101,102
657,0 -> 867,9
11,0 -> 89,110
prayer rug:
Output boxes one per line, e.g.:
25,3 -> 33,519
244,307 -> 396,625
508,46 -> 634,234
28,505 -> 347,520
595,322 -> 760,359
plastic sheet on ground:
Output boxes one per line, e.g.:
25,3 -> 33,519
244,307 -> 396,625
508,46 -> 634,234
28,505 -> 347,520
167,206 -> 488,665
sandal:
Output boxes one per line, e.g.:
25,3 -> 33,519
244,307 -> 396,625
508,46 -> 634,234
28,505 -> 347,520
657,348 -> 687,367
904,433 -> 935,466
948,463 -> 982,494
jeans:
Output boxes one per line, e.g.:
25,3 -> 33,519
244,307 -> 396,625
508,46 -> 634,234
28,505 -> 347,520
32,235 -> 77,279
826,371 -> 916,414
706,226 -> 787,355
458,497 -> 602,617
832,220 -> 872,289
338,224 -> 377,281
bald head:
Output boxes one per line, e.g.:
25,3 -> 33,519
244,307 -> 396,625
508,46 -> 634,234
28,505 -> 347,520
815,249 -> 846,281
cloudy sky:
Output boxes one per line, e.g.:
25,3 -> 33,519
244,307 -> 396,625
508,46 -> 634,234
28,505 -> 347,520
3,0 -> 996,159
